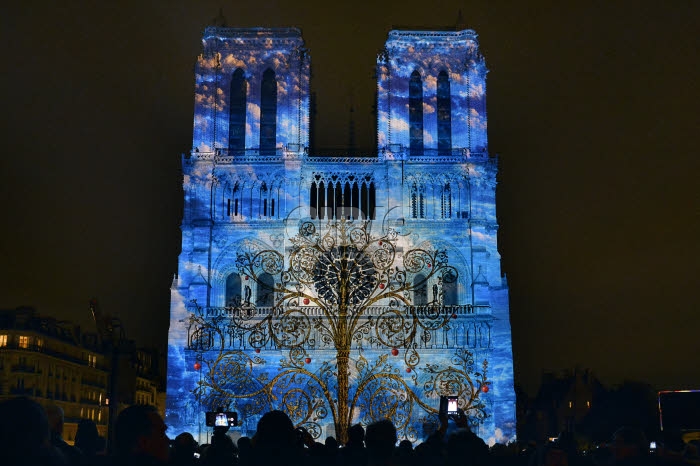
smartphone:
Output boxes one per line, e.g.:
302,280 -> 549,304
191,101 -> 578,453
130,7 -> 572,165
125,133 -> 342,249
447,396 -> 459,415
205,411 -> 238,427
440,395 -> 459,416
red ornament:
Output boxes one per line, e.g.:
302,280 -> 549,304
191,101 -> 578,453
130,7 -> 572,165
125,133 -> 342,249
378,241 -> 383,246
303,298 -> 310,305
245,275 -> 249,280
379,283 -> 385,289
193,362 -> 201,371
481,385 -> 489,393
255,348 -> 261,353
305,357 -> 312,364
406,367 -> 412,373
451,313 -> 457,319
427,263 -> 432,268
391,348 -> 399,356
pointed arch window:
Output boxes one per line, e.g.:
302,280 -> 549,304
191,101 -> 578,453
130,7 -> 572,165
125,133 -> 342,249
260,183 -> 268,217
310,182 -> 318,219
437,70 -> 452,155
413,273 -> 427,306
311,179 -> 374,220
441,183 -> 452,219
260,69 -> 277,155
229,68 -> 247,154
226,274 -> 242,306
443,281 -> 459,306
409,70 -> 424,156
410,182 -> 426,219
257,273 -> 275,308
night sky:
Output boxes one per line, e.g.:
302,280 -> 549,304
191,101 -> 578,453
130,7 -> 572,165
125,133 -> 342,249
1,1 -> 698,396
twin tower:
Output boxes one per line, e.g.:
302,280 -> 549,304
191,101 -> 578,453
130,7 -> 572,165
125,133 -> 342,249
166,26 -> 516,445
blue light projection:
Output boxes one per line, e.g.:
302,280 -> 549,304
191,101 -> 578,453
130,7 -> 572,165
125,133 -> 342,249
166,27 -> 516,446
192,27 -> 310,154
377,29 -> 488,154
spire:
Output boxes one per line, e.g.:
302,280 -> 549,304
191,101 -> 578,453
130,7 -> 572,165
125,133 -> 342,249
347,97 -> 356,155
213,7 -> 227,27
455,9 -> 466,30
348,88 -> 357,155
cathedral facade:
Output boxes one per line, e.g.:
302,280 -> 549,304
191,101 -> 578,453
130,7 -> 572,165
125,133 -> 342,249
166,26 -> 516,445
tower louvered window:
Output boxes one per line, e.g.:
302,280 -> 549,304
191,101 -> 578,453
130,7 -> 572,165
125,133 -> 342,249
409,70 -> 424,156
437,70 -> 452,155
228,68 -> 247,153
260,69 -> 277,155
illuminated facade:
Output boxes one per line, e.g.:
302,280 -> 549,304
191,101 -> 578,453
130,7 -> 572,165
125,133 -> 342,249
166,27 -> 516,444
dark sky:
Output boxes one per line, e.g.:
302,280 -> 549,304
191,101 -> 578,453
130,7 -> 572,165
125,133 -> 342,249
1,0 -> 698,396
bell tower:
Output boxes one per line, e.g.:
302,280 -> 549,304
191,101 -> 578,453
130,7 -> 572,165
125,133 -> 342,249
166,25 -> 516,446
192,27 -> 310,155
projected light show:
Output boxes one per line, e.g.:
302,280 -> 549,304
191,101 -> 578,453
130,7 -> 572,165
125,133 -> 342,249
166,26 -> 516,445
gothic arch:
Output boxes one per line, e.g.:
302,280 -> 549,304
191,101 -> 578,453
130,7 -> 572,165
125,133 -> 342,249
229,68 -> 247,153
409,70 -> 424,156
210,237 -> 275,307
437,70 -> 452,155
260,68 -> 277,154
225,273 -> 243,306
256,272 -> 275,308
309,173 -> 376,221
411,239 -> 471,306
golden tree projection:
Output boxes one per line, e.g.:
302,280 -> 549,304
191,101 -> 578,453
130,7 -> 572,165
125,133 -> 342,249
186,219 -> 489,442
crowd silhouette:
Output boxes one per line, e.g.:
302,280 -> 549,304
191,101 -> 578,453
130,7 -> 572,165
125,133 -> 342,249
1,396 -> 697,466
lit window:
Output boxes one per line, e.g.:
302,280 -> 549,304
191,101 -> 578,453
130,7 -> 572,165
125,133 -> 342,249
36,338 -> 43,349
587,401 -> 591,408
0,335 -> 7,347
19,336 -> 29,349
568,401 -> 573,408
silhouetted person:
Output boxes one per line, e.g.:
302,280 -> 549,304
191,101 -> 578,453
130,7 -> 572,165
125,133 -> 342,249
339,423 -> 368,466
325,436 -> 340,465
75,419 -> 107,463
170,432 -> 199,466
113,404 -> 169,466
0,396 -> 66,466
236,437 -> 253,466
201,428 -> 236,466
47,404 -> 86,465
251,410 -> 302,466
365,419 -> 397,466
395,439 -> 415,466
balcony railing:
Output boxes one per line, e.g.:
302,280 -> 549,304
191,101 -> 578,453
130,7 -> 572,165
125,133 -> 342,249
199,303 -> 490,319
10,364 -> 37,373
186,303 -> 494,352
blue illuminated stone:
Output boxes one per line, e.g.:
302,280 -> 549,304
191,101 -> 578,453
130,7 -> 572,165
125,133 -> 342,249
166,27 -> 516,446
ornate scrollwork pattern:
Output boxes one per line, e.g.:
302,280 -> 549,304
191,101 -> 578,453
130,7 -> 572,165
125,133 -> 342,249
186,220 -> 490,442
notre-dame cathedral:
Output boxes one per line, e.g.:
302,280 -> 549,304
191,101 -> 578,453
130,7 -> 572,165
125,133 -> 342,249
166,26 -> 516,445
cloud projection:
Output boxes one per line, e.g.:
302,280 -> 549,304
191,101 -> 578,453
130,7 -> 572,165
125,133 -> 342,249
166,27 -> 515,446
